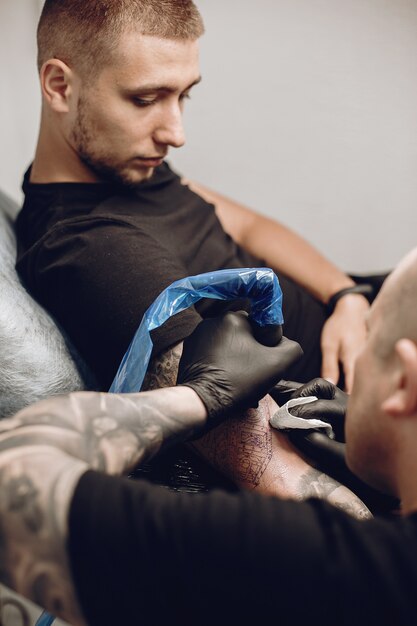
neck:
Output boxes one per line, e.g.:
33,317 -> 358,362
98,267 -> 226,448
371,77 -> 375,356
31,116 -> 99,184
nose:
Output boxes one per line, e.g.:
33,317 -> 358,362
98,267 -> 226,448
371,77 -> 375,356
153,104 -> 186,149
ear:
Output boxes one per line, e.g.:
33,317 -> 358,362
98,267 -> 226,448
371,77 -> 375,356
382,339 -> 417,417
40,59 -> 74,113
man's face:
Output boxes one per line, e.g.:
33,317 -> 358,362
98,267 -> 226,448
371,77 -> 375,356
69,34 -> 201,186
345,284 -> 398,494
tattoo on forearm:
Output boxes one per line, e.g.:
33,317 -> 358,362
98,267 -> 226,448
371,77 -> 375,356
190,402 -> 273,488
0,447 -> 88,624
295,468 -> 372,519
296,469 -> 343,499
0,342 -> 198,623
142,344 -> 182,390
0,387 -> 204,477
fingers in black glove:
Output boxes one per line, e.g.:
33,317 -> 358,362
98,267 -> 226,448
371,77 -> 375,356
249,321 -> 283,347
177,311 -> 303,428
272,379 -> 399,513
271,378 -> 347,442
269,380 -> 303,405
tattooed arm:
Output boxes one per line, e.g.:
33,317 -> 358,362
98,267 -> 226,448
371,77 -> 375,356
0,382 -> 209,624
0,410 -> 368,626
190,395 -> 371,519
0,444 -> 88,625
0,386 -> 206,474
144,344 -> 371,518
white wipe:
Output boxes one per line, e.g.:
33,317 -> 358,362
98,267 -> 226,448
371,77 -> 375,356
270,396 -> 335,439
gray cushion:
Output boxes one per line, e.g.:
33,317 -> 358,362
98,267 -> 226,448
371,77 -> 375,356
0,188 -> 87,418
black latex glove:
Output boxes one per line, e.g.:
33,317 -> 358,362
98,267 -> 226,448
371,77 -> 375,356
177,311 -> 303,426
270,378 -> 347,442
270,379 -> 398,514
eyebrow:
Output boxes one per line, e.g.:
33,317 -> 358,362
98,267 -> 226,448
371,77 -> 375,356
124,76 -> 202,95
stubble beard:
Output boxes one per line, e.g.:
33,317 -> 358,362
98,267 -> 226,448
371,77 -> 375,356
71,98 -> 155,189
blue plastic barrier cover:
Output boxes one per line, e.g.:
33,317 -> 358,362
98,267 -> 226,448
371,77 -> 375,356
110,267 -> 283,393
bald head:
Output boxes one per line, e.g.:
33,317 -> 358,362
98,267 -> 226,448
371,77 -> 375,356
346,246 -> 417,503
374,247 -> 417,358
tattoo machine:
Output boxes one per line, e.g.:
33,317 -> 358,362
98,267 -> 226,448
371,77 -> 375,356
110,267 -> 284,393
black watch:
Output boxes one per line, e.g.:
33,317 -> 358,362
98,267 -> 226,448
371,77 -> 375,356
326,284 -> 374,316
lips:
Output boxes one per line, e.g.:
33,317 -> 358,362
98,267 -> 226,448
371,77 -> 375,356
135,156 -> 165,167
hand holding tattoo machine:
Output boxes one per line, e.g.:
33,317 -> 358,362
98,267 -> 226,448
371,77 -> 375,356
177,311 -> 302,426
111,267 -> 294,394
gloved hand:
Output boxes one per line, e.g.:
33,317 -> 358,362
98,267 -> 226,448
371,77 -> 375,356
270,377 -> 347,442
177,311 -> 303,426
270,378 -> 399,514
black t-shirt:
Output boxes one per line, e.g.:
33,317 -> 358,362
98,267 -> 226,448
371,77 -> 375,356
16,162 -> 325,389
69,470 -> 417,626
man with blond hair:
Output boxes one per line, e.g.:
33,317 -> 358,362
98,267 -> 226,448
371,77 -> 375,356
16,0 -> 373,497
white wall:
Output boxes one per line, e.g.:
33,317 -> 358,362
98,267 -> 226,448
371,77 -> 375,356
0,0 -> 42,203
1,0 -> 416,273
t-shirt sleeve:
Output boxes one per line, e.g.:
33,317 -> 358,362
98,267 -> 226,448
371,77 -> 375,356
68,470 -> 417,626
23,217 -> 201,389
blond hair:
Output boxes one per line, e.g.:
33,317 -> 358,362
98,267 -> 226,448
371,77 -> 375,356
37,0 -> 204,78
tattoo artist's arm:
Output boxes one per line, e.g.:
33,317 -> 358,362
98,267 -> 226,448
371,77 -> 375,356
0,381 -> 206,622
0,445 -> 88,624
0,384 -> 206,475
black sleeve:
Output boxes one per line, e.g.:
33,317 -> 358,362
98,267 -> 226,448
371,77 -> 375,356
27,218 -> 201,389
68,471 -> 417,626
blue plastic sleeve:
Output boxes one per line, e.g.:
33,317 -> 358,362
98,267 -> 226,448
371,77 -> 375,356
110,267 -> 283,394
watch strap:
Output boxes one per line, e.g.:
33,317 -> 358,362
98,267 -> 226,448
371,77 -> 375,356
326,283 -> 374,315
